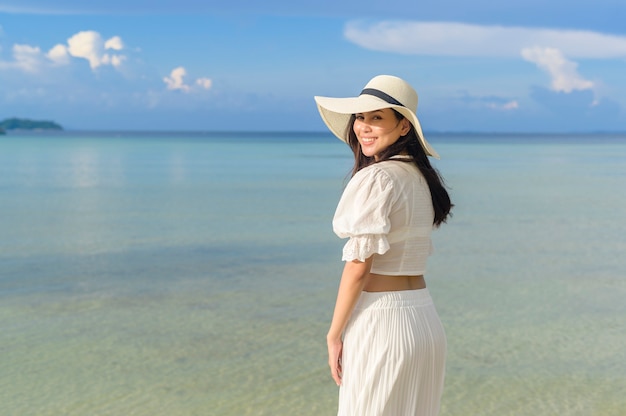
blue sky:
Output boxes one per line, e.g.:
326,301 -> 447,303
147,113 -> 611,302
1,0 -> 625,132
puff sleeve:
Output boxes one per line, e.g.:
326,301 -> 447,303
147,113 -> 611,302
332,166 -> 397,262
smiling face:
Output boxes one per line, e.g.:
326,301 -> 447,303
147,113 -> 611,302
352,108 -> 411,160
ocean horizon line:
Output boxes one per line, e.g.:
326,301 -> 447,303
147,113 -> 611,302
4,129 -> 626,137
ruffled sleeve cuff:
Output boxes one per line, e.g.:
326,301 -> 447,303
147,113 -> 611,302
341,234 -> 390,262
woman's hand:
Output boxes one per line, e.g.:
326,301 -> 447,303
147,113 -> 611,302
327,336 -> 343,386
326,257 -> 373,387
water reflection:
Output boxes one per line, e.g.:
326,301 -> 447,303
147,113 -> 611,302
69,149 -> 99,188
169,153 -> 187,184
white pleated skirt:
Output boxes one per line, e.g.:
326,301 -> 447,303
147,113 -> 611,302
338,289 -> 446,416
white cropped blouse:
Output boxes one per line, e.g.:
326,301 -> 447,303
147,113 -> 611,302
332,156 -> 434,276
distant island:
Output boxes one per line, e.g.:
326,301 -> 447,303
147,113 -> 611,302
0,117 -> 63,132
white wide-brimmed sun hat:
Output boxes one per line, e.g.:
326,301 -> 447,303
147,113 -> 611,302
314,75 -> 439,159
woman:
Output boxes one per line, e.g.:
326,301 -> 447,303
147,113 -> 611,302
314,75 -> 453,416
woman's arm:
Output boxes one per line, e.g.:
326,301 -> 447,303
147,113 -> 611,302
327,256 -> 373,386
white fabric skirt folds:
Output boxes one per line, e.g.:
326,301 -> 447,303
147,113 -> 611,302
338,289 -> 446,416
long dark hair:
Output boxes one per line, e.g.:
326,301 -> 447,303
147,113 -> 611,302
344,111 -> 453,227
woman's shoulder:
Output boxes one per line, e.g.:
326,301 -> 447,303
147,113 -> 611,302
351,162 -> 395,186
359,159 -> 416,181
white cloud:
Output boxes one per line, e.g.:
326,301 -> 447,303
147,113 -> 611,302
104,36 -> 124,51
13,44 -> 43,72
459,92 -> 520,111
344,21 -> 626,59
164,66 -> 191,92
502,101 -> 519,110
66,31 -> 126,69
101,53 -> 125,67
196,77 -> 212,89
484,100 -> 519,111
163,67 -> 213,92
110,55 -> 124,66
67,31 -> 105,69
0,30 -> 126,73
47,44 -> 70,65
521,47 -> 594,93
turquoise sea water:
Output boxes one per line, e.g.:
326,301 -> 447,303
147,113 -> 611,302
1,131 -> 625,415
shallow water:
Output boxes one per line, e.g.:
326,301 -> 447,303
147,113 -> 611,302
1,132 -> 625,415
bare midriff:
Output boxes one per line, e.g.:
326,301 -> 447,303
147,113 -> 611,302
363,273 -> 426,292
